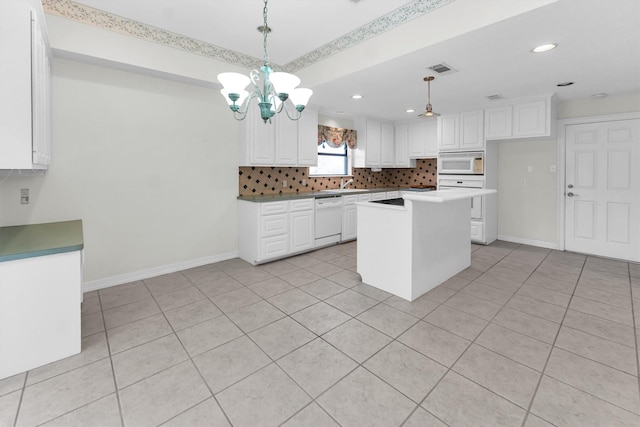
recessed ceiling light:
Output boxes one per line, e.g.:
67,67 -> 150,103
405,109 -> 415,113
591,93 -> 608,99
557,81 -> 574,87
351,94 -> 363,100
531,43 -> 558,53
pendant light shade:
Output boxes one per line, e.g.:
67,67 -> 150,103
418,76 -> 440,118
216,0 -> 312,123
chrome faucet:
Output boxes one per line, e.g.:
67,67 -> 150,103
340,178 -> 354,189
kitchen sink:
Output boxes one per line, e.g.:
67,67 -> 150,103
321,189 -> 366,194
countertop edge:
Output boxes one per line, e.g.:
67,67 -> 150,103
0,220 -> 84,263
0,244 -> 84,263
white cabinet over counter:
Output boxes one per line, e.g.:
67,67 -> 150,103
437,110 -> 484,152
0,0 -> 52,170
239,104 -> 318,167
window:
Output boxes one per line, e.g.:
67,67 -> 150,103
309,142 -> 348,176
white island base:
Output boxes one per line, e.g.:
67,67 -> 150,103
357,189 -> 496,301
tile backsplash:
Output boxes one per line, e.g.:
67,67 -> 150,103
238,159 -> 437,196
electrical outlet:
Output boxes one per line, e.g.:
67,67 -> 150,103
282,180 -> 287,188
20,188 -> 29,204
527,165 -> 533,172
301,179 -> 306,186
550,165 -> 556,173
521,179 -> 526,185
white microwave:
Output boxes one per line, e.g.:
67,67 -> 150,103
438,151 -> 484,175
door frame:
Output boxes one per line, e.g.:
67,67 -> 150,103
555,111 -> 640,252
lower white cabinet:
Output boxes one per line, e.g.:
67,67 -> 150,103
239,199 -> 314,264
470,220 -> 485,243
341,195 -> 358,241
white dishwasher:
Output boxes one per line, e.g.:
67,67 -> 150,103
315,196 -> 343,247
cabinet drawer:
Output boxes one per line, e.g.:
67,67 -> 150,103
386,191 -> 400,199
260,201 -> 288,215
370,192 -> 386,201
358,194 -> 372,202
260,235 -> 288,260
342,195 -> 357,205
259,213 -> 288,237
289,198 -> 314,212
470,221 -> 485,243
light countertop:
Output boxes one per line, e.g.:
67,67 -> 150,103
237,187 -> 432,202
0,220 -> 84,262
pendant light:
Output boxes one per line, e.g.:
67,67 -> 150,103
217,0 -> 313,124
418,76 -> 440,118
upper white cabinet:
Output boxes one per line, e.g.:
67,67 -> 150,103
239,103 -> 318,167
354,118 -> 395,168
0,0 -> 51,170
297,107 -> 318,166
407,120 -> 438,158
484,95 -> 556,141
437,110 -> 484,152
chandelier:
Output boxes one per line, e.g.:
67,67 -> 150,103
418,76 -> 440,118
217,0 -> 313,124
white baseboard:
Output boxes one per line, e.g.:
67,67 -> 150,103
497,235 -> 558,250
82,250 -> 238,293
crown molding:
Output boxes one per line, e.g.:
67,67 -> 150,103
42,0 -> 454,72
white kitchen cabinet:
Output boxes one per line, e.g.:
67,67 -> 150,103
484,95 -> 556,140
484,105 -> 512,139
380,123 -> 395,167
275,114 -> 298,165
437,110 -> 484,152
297,107 -> 318,166
386,191 -> 400,199
289,199 -> 314,253
354,118 -> 395,168
370,192 -> 386,201
0,0 -> 51,170
407,120 -> 438,158
238,198 -> 315,264
341,195 -> 358,242
240,105 -> 318,167
393,124 -> 417,168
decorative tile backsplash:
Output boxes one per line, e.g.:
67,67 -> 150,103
238,159 -> 437,196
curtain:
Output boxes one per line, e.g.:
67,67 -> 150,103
318,125 -> 357,149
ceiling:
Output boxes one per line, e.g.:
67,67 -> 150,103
65,0 -> 640,122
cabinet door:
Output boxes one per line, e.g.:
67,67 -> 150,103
459,110 -> 484,150
342,205 -> 357,241
297,107 -> 318,166
424,120 -> 438,157
244,101 -> 275,165
513,99 -> 547,137
437,114 -> 459,151
365,120 -> 381,167
259,213 -> 288,237
275,115 -> 298,165
408,121 -> 427,158
260,235 -> 288,260
290,210 -> 314,253
394,124 -> 410,167
380,122 -> 395,167
484,105 -> 512,139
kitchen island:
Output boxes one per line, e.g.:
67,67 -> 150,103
357,188 -> 497,301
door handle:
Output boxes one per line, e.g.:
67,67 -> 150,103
567,192 -> 579,197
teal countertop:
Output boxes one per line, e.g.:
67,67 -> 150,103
237,187 -> 414,202
0,220 -> 84,262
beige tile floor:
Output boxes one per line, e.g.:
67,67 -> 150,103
2,241 -> 640,426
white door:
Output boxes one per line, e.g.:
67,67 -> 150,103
565,119 -> 640,261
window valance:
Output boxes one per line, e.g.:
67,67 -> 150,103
318,125 -> 357,149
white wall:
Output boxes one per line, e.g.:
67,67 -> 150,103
496,92 -> 640,247
0,57 -> 239,288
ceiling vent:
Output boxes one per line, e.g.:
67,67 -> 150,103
428,63 -> 458,75
486,94 -> 504,101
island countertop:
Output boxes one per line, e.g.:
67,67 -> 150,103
0,220 -> 84,262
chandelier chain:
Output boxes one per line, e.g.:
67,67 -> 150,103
262,0 -> 269,65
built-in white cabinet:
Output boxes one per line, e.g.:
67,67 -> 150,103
238,199 -> 314,264
0,0 -> 51,170
380,123 -> 395,167
341,195 -> 358,242
484,95 -> 556,140
239,105 -> 318,166
437,110 -> 484,152
394,124 -> 418,167
407,120 -> 438,158
354,118 -> 396,168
